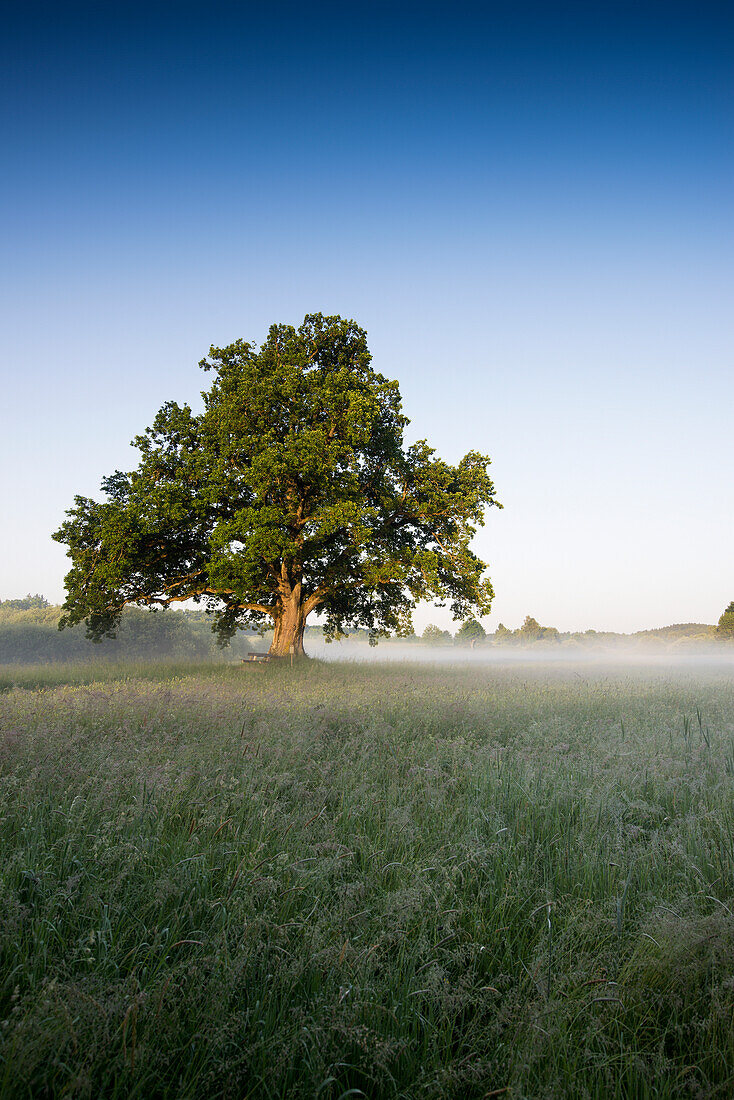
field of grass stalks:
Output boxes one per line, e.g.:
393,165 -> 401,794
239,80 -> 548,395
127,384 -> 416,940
2,657 -> 734,1098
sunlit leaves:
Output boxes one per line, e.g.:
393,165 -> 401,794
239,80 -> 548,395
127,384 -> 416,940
54,314 -> 500,646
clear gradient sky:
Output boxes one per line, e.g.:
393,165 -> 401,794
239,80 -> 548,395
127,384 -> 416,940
2,1 -> 732,633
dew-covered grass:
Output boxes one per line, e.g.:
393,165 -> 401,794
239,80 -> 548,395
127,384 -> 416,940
1,658 -> 734,1098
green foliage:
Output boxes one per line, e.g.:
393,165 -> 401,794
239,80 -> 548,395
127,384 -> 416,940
519,614 -> 543,641
0,593 -> 49,611
454,618 -> 486,644
421,622 -> 453,645
492,615 -> 560,645
2,660 -> 734,1096
0,602 -> 250,664
633,622 -> 715,641
717,601 -> 734,639
493,622 -> 514,643
53,315 -> 500,652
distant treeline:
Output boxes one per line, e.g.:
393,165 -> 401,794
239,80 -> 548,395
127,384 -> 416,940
334,615 -> 728,650
0,596 -> 261,664
1,596 -> 730,663
485,618 -> 720,649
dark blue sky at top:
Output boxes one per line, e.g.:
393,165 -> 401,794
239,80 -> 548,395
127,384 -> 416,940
2,1 -> 732,629
4,1 -> 732,242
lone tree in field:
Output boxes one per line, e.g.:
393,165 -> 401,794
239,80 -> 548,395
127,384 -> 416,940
455,618 -> 486,645
54,315 -> 501,656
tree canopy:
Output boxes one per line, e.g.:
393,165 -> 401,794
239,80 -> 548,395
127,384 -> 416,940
422,623 -> 453,646
54,315 -> 501,655
0,593 -> 50,611
718,601 -> 734,639
455,618 -> 486,645
492,616 -> 560,645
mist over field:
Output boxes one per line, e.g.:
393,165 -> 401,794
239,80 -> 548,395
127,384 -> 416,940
3,594 -> 731,669
311,640 -> 734,668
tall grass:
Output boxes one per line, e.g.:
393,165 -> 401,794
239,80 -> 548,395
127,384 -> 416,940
0,657 -> 237,694
1,659 -> 733,1097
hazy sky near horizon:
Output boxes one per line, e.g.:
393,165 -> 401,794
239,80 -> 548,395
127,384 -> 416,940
1,1 -> 732,634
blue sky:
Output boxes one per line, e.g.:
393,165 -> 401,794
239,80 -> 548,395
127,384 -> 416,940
2,1 -> 732,632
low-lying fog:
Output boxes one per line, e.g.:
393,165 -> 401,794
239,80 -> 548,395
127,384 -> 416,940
307,640 -> 734,668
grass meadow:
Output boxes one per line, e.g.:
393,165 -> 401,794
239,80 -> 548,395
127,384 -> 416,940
1,656 -> 734,1098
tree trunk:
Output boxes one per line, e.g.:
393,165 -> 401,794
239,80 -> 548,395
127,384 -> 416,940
269,592 -> 307,657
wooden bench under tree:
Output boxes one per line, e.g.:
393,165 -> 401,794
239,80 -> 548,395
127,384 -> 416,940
240,652 -> 292,665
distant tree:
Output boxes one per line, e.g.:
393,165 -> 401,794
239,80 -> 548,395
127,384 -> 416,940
53,315 -> 500,657
519,616 -> 543,642
493,623 -> 514,644
0,593 -> 50,611
422,623 -> 452,646
518,615 -> 560,644
718,601 -> 734,639
455,618 -> 486,645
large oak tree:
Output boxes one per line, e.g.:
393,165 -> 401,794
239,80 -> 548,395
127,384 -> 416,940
54,315 -> 501,656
